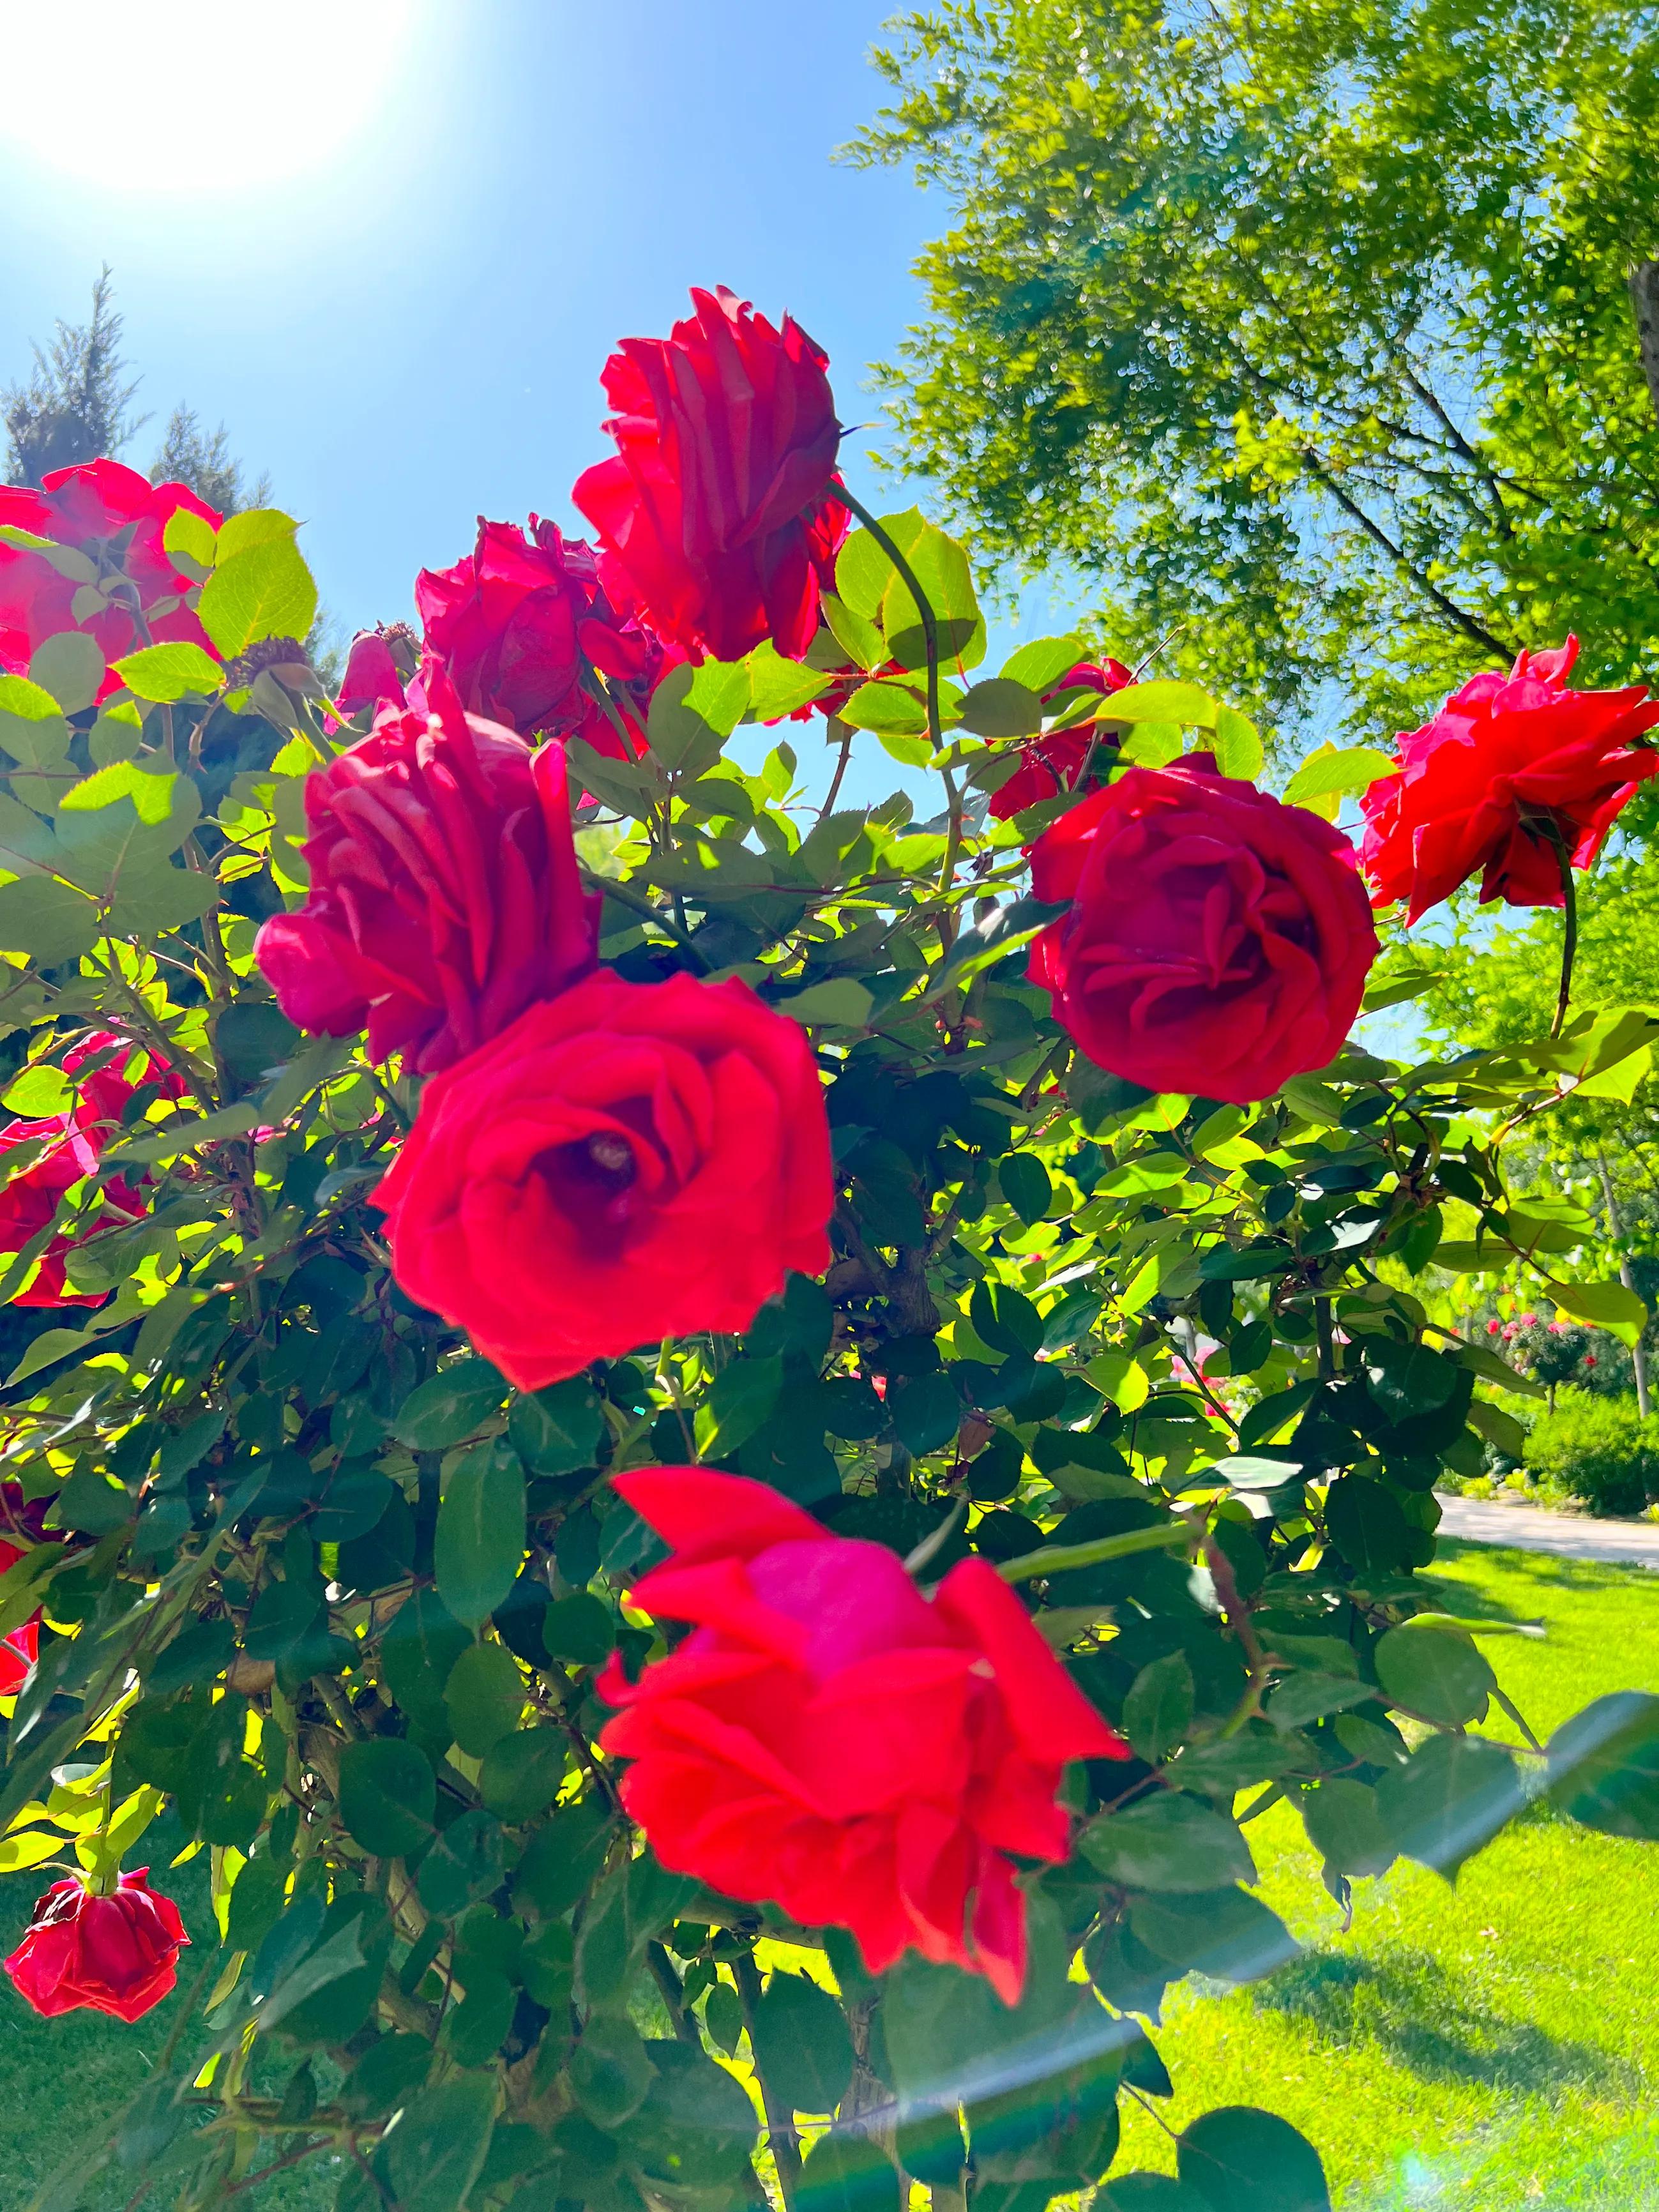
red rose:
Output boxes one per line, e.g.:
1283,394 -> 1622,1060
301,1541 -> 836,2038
0,461 -> 222,699
3,1869 -> 187,2024
1030,754 -> 1378,1104
989,659 -> 1135,821
255,660 -> 600,1075
0,1033 -> 184,1307
597,1468 -> 1125,2003
573,287 -> 847,663
1360,637 -> 1659,922
372,969 -> 833,1390
414,517 -> 669,762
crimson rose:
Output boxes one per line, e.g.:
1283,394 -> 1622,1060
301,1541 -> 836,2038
3,1870 -> 187,2024
372,970 -> 833,1389
597,1468 -> 1125,2002
1361,637 -> 1659,921
989,658 -> 1135,820
0,460 -> 221,697
0,1032 -> 185,1307
573,286 -> 847,663
255,660 -> 599,1074
415,517 -> 669,759
1029,754 -> 1378,1103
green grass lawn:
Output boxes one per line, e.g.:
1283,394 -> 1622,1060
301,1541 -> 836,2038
0,1539 -> 1651,2209
1115,1540 -> 1659,2208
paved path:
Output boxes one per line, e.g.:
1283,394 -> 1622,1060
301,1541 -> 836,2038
1435,1492 -> 1659,1568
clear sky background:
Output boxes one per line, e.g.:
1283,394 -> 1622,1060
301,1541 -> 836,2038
0,3 -> 942,626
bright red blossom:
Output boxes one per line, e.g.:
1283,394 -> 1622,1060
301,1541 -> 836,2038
0,461 -> 221,699
415,517 -> 672,761
372,970 -> 833,1390
598,1469 -> 1125,2003
989,660 -> 1135,821
573,287 -> 847,663
1360,637 -> 1659,922
1030,753 -> 1378,1104
255,660 -> 599,1074
3,1870 -> 186,2024
0,1033 -> 185,1307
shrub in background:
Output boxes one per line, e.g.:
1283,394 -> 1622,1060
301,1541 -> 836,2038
1523,1387 -> 1659,1515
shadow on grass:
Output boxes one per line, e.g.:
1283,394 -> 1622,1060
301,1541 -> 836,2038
1428,1540 -> 1653,1603
1250,1950 -> 1635,2101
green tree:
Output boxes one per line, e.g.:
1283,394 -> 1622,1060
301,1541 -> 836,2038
854,0 -> 1659,733
4,270 -> 267,513
2,267 -> 143,487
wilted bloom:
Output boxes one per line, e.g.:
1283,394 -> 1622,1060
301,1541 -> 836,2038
574,287 -> 847,662
0,461 -> 221,697
3,1870 -> 186,2023
337,626 -> 418,717
1361,637 -> 1659,921
989,659 -> 1135,821
256,660 -> 600,1074
598,1468 -> 1126,2002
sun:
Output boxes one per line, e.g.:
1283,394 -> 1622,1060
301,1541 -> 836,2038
0,0 -> 414,192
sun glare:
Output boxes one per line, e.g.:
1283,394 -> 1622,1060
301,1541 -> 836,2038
1,0 -> 413,192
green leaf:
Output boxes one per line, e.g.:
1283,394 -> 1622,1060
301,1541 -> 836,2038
776,976 -> 874,1028
1550,1278 -> 1646,1345
444,1638 -> 524,1755
542,1591 -> 615,1666
59,761 -> 178,824
1300,1778 -> 1396,1877
840,678 -> 930,738
820,591 -> 887,672
507,1379 -> 603,1474
1323,1476 -> 1411,1575
997,1150 -> 1052,1225
391,1360 -> 508,1450
1547,1692 -> 1659,1838
1080,1794 -> 1255,1891
381,1588 -> 471,1738
703,1355 -> 785,1458
215,508 -> 299,561
480,1727 -> 566,1824
109,642 -> 223,703
1104,681 -> 1220,729
30,633 -> 105,715
999,635 -> 1086,692
436,1442 -> 526,1628
0,674 -> 72,769
1124,1651 -> 1195,1764
1211,706 -> 1264,780
570,2013 -> 656,2128
162,507 -> 216,567
798,2133 -> 904,2212
1375,1730 -> 1522,1875
1176,2107 -> 1331,2212
880,520 -> 984,670
1374,1622 -> 1495,1725
511,1794 -> 614,1920
646,665 -> 728,777
337,1738 -> 436,1859
752,1971 -> 856,2116
1,1061 -> 70,1116
379,2077 -> 496,2212
197,534 -> 317,658
836,512 -> 922,619
955,677 -> 1044,737
1282,743 -> 1395,808
745,639 -> 831,720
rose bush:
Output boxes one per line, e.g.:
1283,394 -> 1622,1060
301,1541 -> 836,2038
0,285 -> 1647,2212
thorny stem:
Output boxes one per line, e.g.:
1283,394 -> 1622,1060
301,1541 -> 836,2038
820,719 -> 853,819
1542,819 -> 1578,1037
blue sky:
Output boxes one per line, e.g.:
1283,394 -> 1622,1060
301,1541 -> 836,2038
0,1 -> 944,639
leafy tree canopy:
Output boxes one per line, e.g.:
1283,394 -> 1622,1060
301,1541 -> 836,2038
854,0 -> 1659,734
